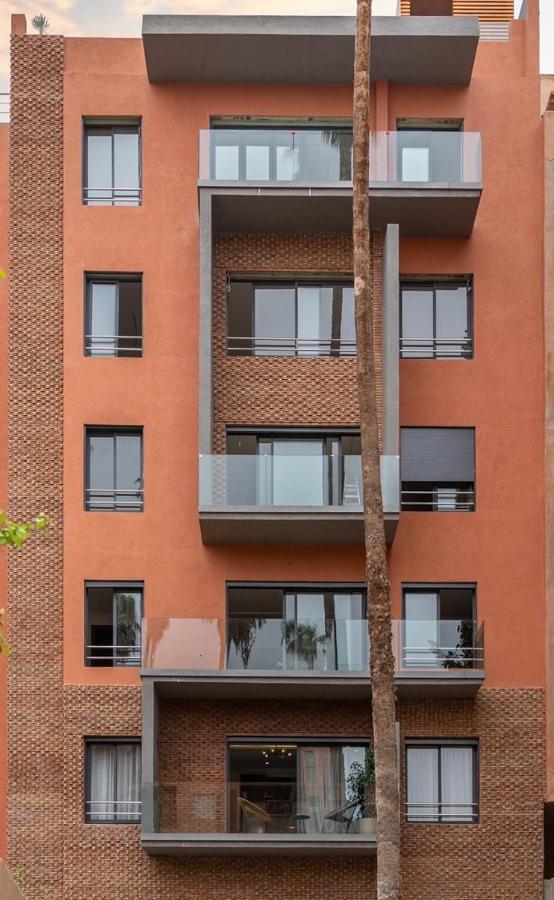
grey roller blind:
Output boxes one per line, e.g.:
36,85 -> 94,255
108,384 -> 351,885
401,428 -> 474,482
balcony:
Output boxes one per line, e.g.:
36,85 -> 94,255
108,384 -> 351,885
142,15 -> 479,86
198,452 -> 400,545
141,616 -> 485,700
198,129 -> 482,237
142,738 -> 376,857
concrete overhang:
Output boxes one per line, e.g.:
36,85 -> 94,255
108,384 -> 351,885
395,668 -> 485,699
142,15 -> 479,86
143,669 -> 484,701
202,185 -> 482,238
141,832 -> 376,857
198,506 -> 399,546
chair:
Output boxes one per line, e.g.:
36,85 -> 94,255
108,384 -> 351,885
324,799 -> 359,833
238,796 -> 272,834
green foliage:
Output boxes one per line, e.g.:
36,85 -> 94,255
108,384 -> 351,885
31,13 -> 50,34
12,861 -> 25,890
0,510 -> 50,548
0,268 -> 5,279
346,747 -> 376,816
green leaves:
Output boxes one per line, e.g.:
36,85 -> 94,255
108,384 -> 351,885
0,510 -> 50,548
0,268 -> 5,279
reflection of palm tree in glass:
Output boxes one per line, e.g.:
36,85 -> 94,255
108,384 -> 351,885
321,129 -> 353,181
116,593 -> 140,664
430,620 -> 474,669
282,620 -> 332,669
228,618 -> 267,669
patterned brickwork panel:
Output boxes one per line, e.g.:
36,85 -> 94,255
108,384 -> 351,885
8,33 -> 64,900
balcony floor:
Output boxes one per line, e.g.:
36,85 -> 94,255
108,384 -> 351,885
141,831 -> 376,856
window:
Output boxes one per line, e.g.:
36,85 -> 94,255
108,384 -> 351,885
85,582 -> 143,667
227,280 -> 355,357
85,275 -> 142,357
228,740 -> 370,834
85,427 -> 143,512
396,120 -> 463,183
406,741 -> 478,823
401,427 -> 475,511
400,281 -> 472,359
85,740 -> 141,823
226,430 -> 361,507
402,586 -> 480,670
83,121 -> 141,206
227,584 -> 367,671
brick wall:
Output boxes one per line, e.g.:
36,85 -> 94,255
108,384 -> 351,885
8,33 -> 65,898
212,232 -> 383,452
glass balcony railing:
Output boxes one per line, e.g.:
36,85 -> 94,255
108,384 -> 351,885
148,780 -> 374,836
199,453 -> 400,513
199,130 -> 481,186
199,452 -> 363,508
141,617 -> 484,673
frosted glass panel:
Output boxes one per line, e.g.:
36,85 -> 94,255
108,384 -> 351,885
272,441 -> 324,506
246,145 -> 270,180
407,747 -> 439,821
401,289 -> 433,358
215,145 -> 239,180
441,747 -> 474,822
90,283 -> 117,357
401,147 -> 430,182
114,131 -> 139,192
276,145 -> 299,181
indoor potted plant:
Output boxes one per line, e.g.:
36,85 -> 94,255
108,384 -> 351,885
346,747 -> 376,834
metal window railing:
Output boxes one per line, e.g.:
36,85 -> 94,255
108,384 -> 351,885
402,645 -> 484,669
85,335 -> 143,357
399,338 -> 472,359
0,93 -> 9,123
227,336 -> 356,357
83,187 -> 141,206
86,644 -> 141,665
85,488 -> 144,512
405,801 -> 478,823
86,799 -> 141,823
401,489 -> 475,512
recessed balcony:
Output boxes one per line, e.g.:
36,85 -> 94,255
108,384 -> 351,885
198,129 -> 482,237
198,451 -> 400,546
141,615 -> 485,700
142,740 -> 376,856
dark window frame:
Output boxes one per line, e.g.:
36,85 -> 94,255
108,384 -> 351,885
400,426 -> 476,513
84,580 -> 144,668
226,276 -> 355,357
83,118 -> 142,206
84,426 -> 144,512
84,272 -> 143,358
405,739 -> 479,825
399,278 -> 473,360
401,583 -> 478,670
84,738 -> 141,825
225,428 -> 361,508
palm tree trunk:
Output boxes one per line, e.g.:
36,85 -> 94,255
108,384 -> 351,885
353,2 -> 401,898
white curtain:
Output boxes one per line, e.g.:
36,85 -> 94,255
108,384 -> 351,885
441,747 -> 474,822
297,747 -> 345,833
406,747 -> 439,822
89,745 -> 115,822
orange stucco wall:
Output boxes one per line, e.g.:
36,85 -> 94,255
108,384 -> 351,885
0,123 -> 9,860
61,4 -> 543,714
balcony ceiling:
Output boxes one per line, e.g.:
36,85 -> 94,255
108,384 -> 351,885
142,15 -> 479,86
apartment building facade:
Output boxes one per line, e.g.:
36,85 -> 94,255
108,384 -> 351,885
0,0 -> 548,897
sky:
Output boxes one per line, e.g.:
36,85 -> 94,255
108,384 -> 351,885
0,0 -> 552,93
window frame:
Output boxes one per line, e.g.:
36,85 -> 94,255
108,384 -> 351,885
82,118 -> 142,207
405,739 -> 479,824
84,738 -> 141,825
400,426 -> 476,512
84,426 -> 144,512
225,427 -> 361,508
399,278 -> 473,360
84,580 -> 144,668
84,272 -> 143,358
401,583 -> 478,670
226,276 -> 355,357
